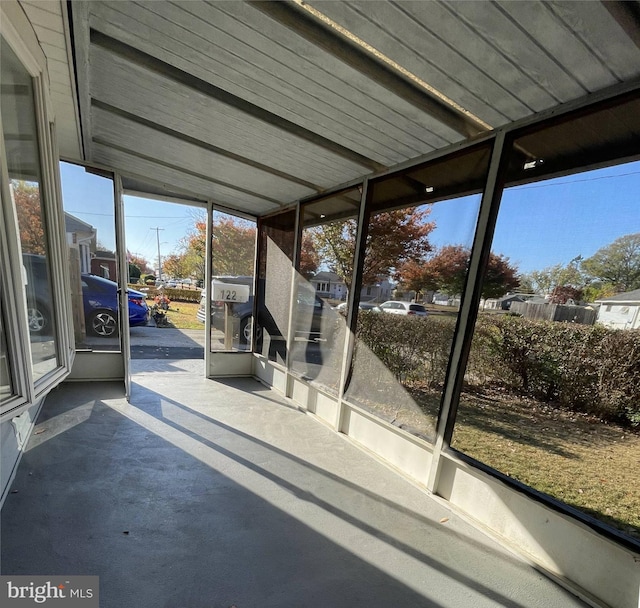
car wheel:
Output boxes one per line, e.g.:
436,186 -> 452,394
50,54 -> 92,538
89,310 -> 118,337
239,316 -> 261,345
239,316 -> 252,345
27,305 -> 48,334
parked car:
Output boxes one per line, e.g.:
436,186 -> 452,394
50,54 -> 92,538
335,302 -> 382,313
196,275 -> 254,324
379,300 -> 428,317
22,253 -> 54,334
292,288 -> 335,343
81,274 -> 149,337
22,254 -> 149,337
197,276 -> 335,344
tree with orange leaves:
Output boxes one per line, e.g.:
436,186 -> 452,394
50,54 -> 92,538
313,208 -> 435,290
13,180 -> 46,254
397,244 -> 519,300
168,213 -> 257,281
299,232 -> 319,278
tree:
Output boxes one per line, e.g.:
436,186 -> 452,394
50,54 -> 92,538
178,218 -> 207,280
168,214 -> 257,281
162,253 -> 191,280
211,216 -> 256,276
395,258 -> 440,299
299,232 -> 319,278
128,263 -> 141,282
549,285 -> 583,304
128,252 -> 153,274
582,282 -> 617,303
400,245 -> 519,299
13,181 -> 45,254
581,233 -> 640,292
398,245 -> 470,296
514,274 -> 535,294
521,256 -> 585,295
313,208 -> 435,290
482,252 -> 521,299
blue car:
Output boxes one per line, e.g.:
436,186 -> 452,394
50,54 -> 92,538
23,254 -> 149,337
81,274 -> 149,337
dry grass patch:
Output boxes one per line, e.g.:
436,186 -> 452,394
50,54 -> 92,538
451,388 -> 640,538
349,377 -> 639,538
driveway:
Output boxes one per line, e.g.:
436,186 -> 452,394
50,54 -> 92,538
80,325 -> 206,359
130,326 -> 205,359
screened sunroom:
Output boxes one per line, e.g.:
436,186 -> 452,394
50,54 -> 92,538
1,2 -> 639,607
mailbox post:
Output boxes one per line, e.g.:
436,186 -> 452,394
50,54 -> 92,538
211,280 -> 251,350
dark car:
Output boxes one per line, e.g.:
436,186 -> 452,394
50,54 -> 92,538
22,253 -> 54,334
255,286 -> 336,346
23,254 -> 148,337
196,276 -> 254,326
197,276 -> 334,345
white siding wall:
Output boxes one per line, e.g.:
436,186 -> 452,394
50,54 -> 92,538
597,304 -> 640,329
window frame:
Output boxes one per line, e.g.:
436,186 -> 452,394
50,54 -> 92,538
281,85 -> 640,552
442,96 -> 640,553
0,14 -> 74,421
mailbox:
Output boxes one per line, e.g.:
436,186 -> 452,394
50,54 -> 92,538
211,280 -> 250,304
210,280 -> 251,350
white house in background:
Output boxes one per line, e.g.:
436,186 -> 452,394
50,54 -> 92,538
432,292 -> 462,307
310,271 -> 347,301
595,289 -> 640,329
64,212 -> 96,273
309,272 -> 395,302
361,278 -> 394,303
482,293 -> 529,310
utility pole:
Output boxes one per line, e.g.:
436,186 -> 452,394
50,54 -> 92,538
151,227 -> 164,280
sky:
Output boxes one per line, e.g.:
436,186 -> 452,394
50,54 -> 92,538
425,161 -> 640,273
60,160 -> 640,277
60,162 -> 203,266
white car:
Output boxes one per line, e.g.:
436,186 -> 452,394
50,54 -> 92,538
334,302 -> 382,313
379,301 -> 428,317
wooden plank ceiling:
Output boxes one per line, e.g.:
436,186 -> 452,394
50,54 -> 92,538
52,1 -> 640,215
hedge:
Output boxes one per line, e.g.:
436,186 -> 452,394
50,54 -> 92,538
468,316 -> 640,426
355,312 -> 456,386
128,284 -> 202,303
356,312 -> 640,427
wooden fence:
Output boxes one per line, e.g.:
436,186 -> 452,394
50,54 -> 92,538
510,301 -> 596,325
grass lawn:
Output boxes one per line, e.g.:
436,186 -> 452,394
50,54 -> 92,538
400,379 -> 640,537
403,381 -> 639,537
147,299 -> 203,330
451,388 -> 640,538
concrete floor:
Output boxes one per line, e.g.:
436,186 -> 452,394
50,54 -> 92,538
1,359 -> 589,608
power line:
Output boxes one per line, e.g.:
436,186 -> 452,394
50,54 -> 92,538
515,169 -> 640,191
65,210 -> 188,218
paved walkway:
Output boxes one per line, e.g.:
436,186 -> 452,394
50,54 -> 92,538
130,325 -> 206,347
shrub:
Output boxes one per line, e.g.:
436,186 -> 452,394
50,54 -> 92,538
129,285 -> 201,303
356,312 -> 456,386
357,311 -> 640,427
469,315 -> 640,426
595,330 -> 640,424
163,287 -> 201,303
